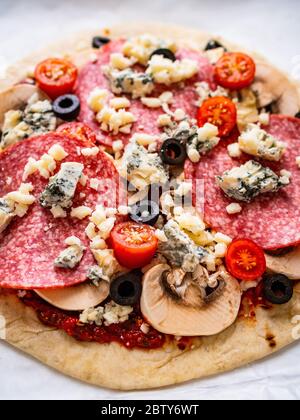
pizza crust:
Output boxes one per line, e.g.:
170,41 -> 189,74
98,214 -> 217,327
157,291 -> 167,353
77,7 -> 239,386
0,22 -> 300,390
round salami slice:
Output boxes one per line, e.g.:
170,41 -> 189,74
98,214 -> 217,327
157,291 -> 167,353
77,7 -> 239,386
76,39 -> 215,147
185,116 -> 300,250
0,133 -> 121,289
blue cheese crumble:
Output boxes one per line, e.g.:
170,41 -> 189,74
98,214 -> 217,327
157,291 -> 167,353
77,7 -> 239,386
104,68 -> 154,99
54,237 -> 85,269
0,198 -> 14,234
217,160 -> 290,202
0,95 -> 56,150
238,123 -> 285,161
40,162 -> 84,209
118,142 -> 168,191
158,220 -> 207,273
187,123 -> 220,163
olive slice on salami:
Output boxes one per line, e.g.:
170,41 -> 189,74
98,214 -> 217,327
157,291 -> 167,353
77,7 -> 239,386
53,94 -> 81,122
150,48 -> 176,62
204,39 -> 226,51
92,36 -> 111,49
130,200 -> 160,226
160,138 -> 187,166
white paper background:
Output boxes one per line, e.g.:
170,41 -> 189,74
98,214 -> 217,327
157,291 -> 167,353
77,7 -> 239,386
0,0 -> 300,400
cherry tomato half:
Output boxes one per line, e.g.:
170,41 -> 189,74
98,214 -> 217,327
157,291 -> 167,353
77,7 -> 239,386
35,58 -> 78,99
214,52 -> 256,90
57,122 -> 97,146
197,96 -> 237,137
225,238 -> 266,281
110,222 -> 158,269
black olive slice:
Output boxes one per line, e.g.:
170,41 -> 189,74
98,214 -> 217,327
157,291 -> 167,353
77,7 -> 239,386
53,94 -> 80,122
295,111 -> 300,119
92,36 -> 111,49
160,138 -> 187,166
150,48 -> 176,62
204,39 -> 226,51
110,271 -> 142,306
263,274 -> 293,305
130,200 -> 160,226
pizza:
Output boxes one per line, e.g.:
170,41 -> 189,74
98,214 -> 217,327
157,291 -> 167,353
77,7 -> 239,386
0,22 -> 300,391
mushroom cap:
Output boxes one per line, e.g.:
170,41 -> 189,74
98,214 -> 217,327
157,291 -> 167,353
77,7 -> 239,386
265,247 -> 300,281
35,281 -> 109,311
0,84 -> 49,128
252,59 -> 300,115
141,264 -> 241,336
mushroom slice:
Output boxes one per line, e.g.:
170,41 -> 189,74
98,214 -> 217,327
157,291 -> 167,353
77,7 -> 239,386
252,59 -> 300,115
141,264 -> 241,336
35,282 -> 109,311
0,84 -> 49,128
265,246 -> 300,280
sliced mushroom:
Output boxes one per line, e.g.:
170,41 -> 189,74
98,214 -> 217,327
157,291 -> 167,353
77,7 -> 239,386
252,59 -> 300,115
0,84 -> 49,128
35,281 -> 109,311
265,246 -> 300,280
141,264 -> 241,336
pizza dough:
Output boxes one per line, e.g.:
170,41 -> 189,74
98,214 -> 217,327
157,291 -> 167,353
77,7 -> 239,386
0,22 -> 300,390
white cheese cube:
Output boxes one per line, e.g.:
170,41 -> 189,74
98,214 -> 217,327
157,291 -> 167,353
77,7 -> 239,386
48,144 -> 68,161
214,243 -> 227,258
81,146 -> 99,157
226,203 -> 242,215
227,143 -> 242,158
71,206 -> 92,220
109,97 -> 131,109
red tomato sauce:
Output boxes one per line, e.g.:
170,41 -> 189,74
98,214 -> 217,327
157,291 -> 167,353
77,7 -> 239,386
239,282 -> 272,319
21,292 -> 166,350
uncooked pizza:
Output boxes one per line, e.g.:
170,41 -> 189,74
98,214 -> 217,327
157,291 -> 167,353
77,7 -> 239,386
0,23 -> 300,390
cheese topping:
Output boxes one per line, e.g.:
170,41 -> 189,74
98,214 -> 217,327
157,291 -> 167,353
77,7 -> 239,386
71,206 -> 93,220
122,34 -> 177,66
40,162 -> 84,209
104,68 -> 154,99
80,301 -> 133,326
23,144 -> 68,180
118,142 -> 168,191
0,95 -> 56,150
238,123 -> 285,161
55,237 -> 85,269
186,123 -> 220,163
0,183 -> 36,232
217,160 -> 289,202
146,54 -> 198,85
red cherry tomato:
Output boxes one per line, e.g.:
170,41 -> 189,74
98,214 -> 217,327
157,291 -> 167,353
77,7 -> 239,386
214,52 -> 256,90
57,123 -> 97,146
110,222 -> 158,269
35,58 -> 78,99
225,238 -> 266,281
197,96 -> 237,137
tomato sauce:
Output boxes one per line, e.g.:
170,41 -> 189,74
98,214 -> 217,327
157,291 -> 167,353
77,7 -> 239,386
21,292 -> 166,350
239,281 -> 272,319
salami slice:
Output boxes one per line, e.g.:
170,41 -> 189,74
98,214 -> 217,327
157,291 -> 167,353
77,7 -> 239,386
185,116 -> 300,250
76,39 -> 215,147
0,133 -> 120,289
